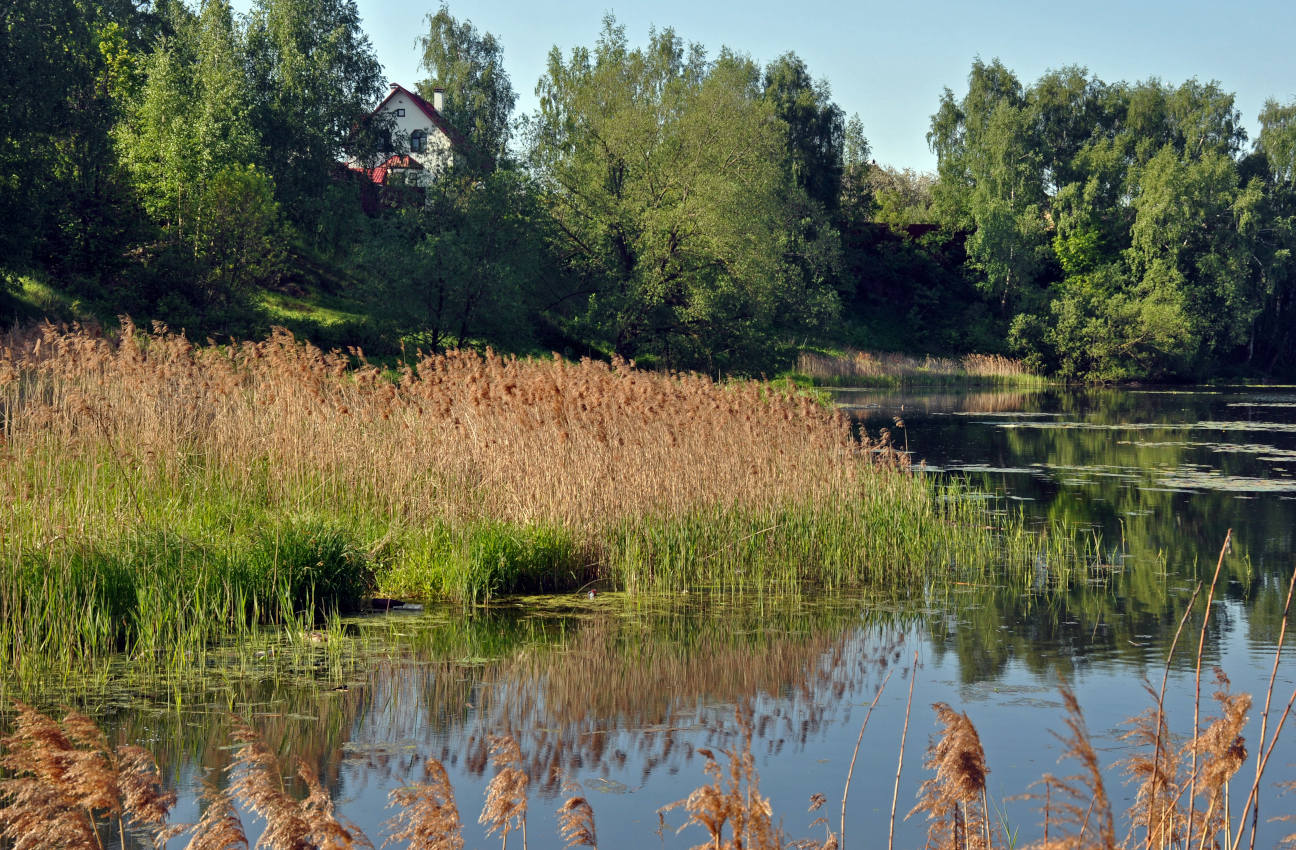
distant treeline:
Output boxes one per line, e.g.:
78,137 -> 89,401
4,1 -> 1294,380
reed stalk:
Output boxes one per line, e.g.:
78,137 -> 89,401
889,652 -> 918,850
841,669 -> 891,847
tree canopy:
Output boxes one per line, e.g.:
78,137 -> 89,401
529,17 -> 841,373
3,3 -> 1295,382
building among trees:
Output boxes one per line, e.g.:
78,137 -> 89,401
349,83 -> 469,186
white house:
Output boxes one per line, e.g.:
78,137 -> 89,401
350,83 -> 468,187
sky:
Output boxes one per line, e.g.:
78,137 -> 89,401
257,0 -> 1296,171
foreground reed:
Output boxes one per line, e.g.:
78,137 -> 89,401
2,642 -> 1292,850
796,349 -> 1045,388
0,322 -> 1090,673
2,555 -> 1291,849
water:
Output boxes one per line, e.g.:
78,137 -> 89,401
13,386 -> 1296,847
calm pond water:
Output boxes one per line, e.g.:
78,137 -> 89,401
11,386 -> 1296,848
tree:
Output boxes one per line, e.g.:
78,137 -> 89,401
530,18 -> 839,373
865,166 -> 934,226
762,52 -> 845,211
928,60 -> 1049,313
119,0 -> 260,241
1,0 -> 143,278
115,0 -> 284,313
417,4 -> 516,170
244,0 -> 386,236
367,170 -> 551,352
1256,99 -> 1296,184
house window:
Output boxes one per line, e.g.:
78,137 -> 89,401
394,108 -> 405,117
410,129 -> 427,153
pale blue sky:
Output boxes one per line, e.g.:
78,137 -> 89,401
254,0 -> 1296,171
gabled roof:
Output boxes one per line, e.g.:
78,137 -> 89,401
373,83 -> 472,152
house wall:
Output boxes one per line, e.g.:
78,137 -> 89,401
377,90 -> 454,183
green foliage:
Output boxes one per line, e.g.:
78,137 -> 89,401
762,52 -> 846,211
1257,98 -> 1296,183
927,59 -> 1296,380
864,166 -> 934,227
530,18 -> 840,374
364,168 -> 551,352
244,0 -> 386,235
417,4 -> 516,170
114,2 -> 286,316
0,0 -> 141,277
195,164 -> 285,303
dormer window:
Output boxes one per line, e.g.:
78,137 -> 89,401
410,129 -> 427,153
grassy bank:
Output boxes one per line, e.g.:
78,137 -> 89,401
0,323 -> 1091,670
795,348 -> 1050,388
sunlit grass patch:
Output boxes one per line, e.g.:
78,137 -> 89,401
796,348 -> 1048,387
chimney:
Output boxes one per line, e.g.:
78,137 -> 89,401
433,87 -> 445,112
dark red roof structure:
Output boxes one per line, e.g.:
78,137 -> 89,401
348,153 -> 425,185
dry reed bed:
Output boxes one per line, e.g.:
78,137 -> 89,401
0,322 -> 1081,669
798,349 -> 1043,387
2,321 -> 864,532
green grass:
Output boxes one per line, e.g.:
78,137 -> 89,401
259,287 -> 369,327
0,460 -> 1101,676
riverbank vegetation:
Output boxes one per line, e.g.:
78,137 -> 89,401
0,323 -> 1091,671
794,349 -> 1046,388
5,3 -> 1296,383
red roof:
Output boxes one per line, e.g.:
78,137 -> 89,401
373,83 -> 472,152
348,153 -> 425,185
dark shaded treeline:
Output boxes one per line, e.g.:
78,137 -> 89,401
4,1 -> 1294,379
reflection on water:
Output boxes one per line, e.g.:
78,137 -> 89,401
839,385 -> 1296,578
4,386 -> 1296,848
12,576 -> 1291,850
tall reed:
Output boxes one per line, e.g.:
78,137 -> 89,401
796,349 -> 1046,388
1,323 -> 1089,670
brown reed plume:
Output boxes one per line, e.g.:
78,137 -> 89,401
0,702 -> 176,850
384,756 -> 464,850
796,349 -> 1037,384
555,775 -> 597,849
1187,670 -> 1250,846
182,776 -> 250,850
228,718 -> 371,850
661,707 -> 784,850
1121,684 -> 1185,849
909,702 -> 993,850
800,792 -> 839,850
479,735 -> 529,849
1027,686 -> 1115,850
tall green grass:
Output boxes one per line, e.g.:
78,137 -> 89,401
0,517 -> 374,679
